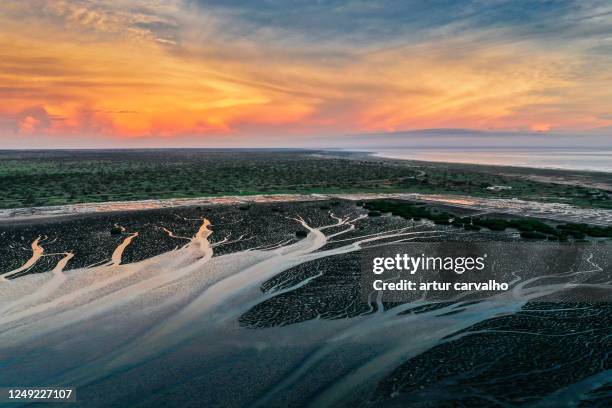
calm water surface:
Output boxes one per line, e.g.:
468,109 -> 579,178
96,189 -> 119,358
371,148 -> 612,172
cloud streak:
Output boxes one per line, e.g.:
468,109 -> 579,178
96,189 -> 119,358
0,0 -> 611,147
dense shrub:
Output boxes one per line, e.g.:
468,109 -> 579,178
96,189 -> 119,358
363,200 -> 608,241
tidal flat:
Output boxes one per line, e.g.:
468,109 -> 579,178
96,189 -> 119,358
0,198 -> 610,407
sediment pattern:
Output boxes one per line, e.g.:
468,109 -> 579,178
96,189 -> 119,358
0,200 -> 609,407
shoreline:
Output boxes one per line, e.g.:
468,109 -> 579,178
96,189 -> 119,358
360,149 -> 612,174
344,150 -> 612,191
2,192 -> 612,226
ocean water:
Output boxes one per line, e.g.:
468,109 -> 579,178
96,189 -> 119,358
371,148 -> 612,172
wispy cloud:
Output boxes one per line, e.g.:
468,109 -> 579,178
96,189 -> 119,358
0,0 -> 611,146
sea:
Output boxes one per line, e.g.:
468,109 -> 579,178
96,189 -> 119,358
370,147 -> 612,173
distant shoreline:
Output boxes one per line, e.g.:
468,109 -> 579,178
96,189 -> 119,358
362,147 -> 612,173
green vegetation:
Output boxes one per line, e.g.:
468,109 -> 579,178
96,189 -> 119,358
391,164 -> 612,209
362,200 -> 454,225
0,150 -> 420,209
520,231 -> 547,240
363,200 -> 612,241
110,226 -> 122,235
0,149 -> 610,209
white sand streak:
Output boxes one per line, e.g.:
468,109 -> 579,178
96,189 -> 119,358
0,209 -> 608,407
2,192 -> 611,225
0,252 -> 73,316
27,213 -> 450,386
0,219 -> 211,332
0,236 -> 44,280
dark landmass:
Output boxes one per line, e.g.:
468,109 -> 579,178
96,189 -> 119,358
0,200 -> 334,277
1,149 -> 611,210
370,301 -> 611,407
1,167 -> 610,407
6,197 -> 608,281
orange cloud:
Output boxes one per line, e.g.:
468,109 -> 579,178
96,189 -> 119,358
18,116 -> 40,134
1,0 -> 612,145
530,123 -> 552,132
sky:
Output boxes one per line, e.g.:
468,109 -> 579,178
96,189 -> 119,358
1,0 -> 612,148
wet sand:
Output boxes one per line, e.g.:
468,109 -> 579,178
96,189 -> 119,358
0,199 -> 609,407
2,192 -> 612,226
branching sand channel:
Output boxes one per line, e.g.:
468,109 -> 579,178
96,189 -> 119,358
0,200 -> 609,407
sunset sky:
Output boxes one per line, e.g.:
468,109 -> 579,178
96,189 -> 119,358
2,0 -> 612,148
